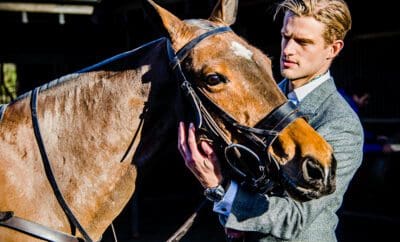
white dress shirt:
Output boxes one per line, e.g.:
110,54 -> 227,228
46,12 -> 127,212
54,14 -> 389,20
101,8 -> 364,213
213,71 -> 332,215
287,71 -> 331,104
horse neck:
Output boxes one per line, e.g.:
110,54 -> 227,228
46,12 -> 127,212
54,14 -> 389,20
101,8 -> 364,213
33,40 -> 177,238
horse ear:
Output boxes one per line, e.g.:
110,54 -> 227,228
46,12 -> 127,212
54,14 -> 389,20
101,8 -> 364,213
209,0 -> 238,25
142,0 -> 191,49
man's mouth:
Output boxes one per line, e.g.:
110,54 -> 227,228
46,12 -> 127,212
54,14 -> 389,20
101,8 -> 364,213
282,58 -> 297,68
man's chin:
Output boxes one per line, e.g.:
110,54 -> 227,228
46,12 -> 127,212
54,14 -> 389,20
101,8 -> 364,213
281,70 -> 297,80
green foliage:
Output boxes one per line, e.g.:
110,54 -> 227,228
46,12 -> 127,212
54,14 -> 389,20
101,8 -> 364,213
1,63 -> 18,104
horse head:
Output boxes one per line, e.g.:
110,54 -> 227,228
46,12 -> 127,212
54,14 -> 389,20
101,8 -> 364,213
145,0 -> 336,201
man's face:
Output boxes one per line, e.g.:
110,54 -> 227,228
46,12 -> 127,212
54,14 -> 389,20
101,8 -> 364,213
280,12 -> 334,88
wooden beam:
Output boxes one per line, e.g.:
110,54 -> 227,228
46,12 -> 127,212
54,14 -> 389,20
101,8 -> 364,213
0,2 -> 94,15
353,31 -> 400,40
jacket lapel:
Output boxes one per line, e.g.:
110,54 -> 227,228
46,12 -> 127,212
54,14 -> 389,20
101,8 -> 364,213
278,78 -> 337,121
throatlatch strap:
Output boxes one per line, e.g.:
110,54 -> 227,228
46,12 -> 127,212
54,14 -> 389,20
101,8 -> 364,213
255,101 -> 303,132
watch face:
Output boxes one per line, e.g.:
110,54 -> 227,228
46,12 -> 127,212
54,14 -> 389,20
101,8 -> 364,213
204,185 -> 225,202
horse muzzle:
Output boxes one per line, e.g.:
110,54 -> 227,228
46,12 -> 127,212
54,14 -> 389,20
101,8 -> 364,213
281,154 -> 337,201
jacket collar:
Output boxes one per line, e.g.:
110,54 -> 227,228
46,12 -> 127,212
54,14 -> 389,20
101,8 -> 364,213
278,78 -> 337,118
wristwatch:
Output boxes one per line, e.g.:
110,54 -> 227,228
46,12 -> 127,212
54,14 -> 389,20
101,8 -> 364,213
204,184 -> 225,202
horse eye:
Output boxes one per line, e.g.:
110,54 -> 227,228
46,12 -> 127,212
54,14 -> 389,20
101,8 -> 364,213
205,74 -> 226,86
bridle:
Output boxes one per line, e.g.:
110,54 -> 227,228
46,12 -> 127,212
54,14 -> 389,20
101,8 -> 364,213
168,26 -> 304,193
165,26 -> 304,241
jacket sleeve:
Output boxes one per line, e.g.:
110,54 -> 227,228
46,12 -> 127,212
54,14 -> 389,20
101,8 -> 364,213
224,114 -> 364,240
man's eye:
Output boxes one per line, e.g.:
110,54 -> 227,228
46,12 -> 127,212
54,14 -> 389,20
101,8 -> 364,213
298,40 -> 308,46
205,74 -> 226,86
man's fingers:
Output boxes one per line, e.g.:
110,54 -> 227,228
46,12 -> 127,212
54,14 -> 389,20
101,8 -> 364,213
178,123 -> 222,188
187,123 -> 201,158
201,141 -> 214,156
178,122 -> 190,160
201,141 -> 219,161
201,141 -> 221,175
178,122 -> 202,167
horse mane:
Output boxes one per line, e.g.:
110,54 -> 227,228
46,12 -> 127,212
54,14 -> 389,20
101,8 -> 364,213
0,38 -> 174,123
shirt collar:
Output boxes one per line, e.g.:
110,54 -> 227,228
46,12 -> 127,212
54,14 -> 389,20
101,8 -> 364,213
288,71 -> 331,102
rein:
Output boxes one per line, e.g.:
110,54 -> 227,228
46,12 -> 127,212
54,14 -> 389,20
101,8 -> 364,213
0,87 -> 147,241
0,87 -> 90,242
30,87 -> 93,241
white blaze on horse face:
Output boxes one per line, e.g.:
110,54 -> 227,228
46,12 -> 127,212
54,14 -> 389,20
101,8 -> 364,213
230,41 -> 253,60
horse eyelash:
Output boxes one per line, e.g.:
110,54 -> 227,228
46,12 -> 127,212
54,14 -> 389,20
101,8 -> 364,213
208,73 -> 229,84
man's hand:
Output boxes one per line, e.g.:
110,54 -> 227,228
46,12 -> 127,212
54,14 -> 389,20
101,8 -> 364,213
177,122 -> 223,188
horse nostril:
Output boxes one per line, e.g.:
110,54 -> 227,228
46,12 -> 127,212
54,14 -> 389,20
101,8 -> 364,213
302,158 -> 324,182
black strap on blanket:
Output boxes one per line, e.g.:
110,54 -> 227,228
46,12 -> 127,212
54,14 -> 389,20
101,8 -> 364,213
0,211 -> 81,242
30,87 -> 93,242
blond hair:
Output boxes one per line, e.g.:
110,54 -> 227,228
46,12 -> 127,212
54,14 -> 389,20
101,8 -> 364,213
274,0 -> 352,44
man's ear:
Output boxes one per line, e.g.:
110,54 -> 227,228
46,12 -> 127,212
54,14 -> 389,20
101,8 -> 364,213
327,40 -> 344,59
209,0 -> 239,26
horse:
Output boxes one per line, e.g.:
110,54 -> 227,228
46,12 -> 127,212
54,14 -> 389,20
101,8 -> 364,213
0,0 -> 336,241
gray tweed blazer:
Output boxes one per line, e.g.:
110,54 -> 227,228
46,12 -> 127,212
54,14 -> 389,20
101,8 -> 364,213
223,78 -> 364,242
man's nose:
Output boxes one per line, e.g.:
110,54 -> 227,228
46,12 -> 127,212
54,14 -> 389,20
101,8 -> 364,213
282,39 -> 296,56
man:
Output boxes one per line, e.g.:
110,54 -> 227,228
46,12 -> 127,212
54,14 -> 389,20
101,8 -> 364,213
178,0 -> 363,241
